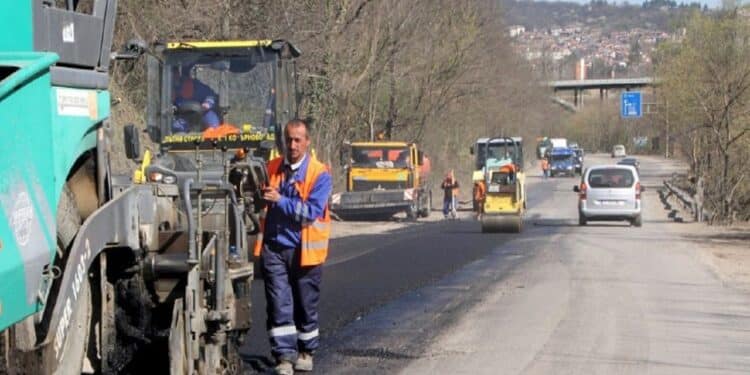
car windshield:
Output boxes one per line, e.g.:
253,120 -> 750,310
166,55 -> 275,138
351,146 -> 411,168
481,144 -> 515,160
619,158 -> 637,165
588,168 -> 635,188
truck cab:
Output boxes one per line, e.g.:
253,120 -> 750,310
549,147 -> 578,177
332,141 -> 431,220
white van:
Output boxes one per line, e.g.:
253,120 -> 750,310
573,165 -> 643,227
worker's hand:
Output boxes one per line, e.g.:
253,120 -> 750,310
202,97 -> 216,111
262,187 -> 281,203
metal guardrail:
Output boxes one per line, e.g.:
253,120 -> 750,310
662,180 -> 712,223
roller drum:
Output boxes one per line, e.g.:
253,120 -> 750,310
481,214 -> 522,233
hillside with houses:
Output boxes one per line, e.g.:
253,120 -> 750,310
501,0 -> 703,79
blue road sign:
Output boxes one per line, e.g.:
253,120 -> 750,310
621,92 -> 642,118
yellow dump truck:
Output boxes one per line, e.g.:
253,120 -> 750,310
332,141 -> 432,220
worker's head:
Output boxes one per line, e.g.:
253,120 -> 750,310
172,64 -> 196,100
284,119 -> 311,164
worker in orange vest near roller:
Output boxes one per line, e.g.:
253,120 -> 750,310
253,119 -> 332,374
472,172 -> 486,220
541,157 -> 550,180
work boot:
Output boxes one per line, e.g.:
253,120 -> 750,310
294,352 -> 313,372
274,360 -> 294,375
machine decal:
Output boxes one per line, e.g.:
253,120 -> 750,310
56,88 -> 95,118
53,237 -> 92,360
62,22 -> 75,43
11,191 -> 32,247
162,132 -> 274,144
0,172 -> 55,305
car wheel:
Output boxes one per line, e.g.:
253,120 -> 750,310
632,214 -> 642,227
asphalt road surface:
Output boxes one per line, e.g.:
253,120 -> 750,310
241,154 -> 750,374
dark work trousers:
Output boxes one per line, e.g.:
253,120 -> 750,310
262,244 -> 323,362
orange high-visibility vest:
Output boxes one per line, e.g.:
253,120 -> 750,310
202,124 -> 240,139
253,156 -> 332,266
473,180 -> 486,201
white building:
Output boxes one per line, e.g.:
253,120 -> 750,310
509,25 -> 526,38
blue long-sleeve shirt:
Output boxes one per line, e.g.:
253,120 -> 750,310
174,78 -> 217,109
264,155 -> 333,250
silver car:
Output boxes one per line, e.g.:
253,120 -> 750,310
573,165 -> 643,227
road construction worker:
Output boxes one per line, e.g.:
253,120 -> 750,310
541,157 -> 550,179
472,171 -> 486,220
254,119 -> 333,375
171,65 -> 221,133
441,170 -> 459,219
497,164 -> 517,185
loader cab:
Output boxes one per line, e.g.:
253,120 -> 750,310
473,137 -> 524,171
146,40 -> 300,154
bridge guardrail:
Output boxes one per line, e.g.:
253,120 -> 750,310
662,180 -> 712,223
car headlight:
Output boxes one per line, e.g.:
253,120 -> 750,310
566,166 -> 573,169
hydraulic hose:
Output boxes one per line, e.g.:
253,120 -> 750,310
181,178 -> 197,264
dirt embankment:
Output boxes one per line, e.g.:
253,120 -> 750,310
661,186 -> 750,290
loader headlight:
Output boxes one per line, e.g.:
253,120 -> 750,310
149,171 -> 176,184
331,193 -> 341,205
403,188 -> 414,201
149,172 -> 163,182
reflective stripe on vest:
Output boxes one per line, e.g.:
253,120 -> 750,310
253,156 -> 331,266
